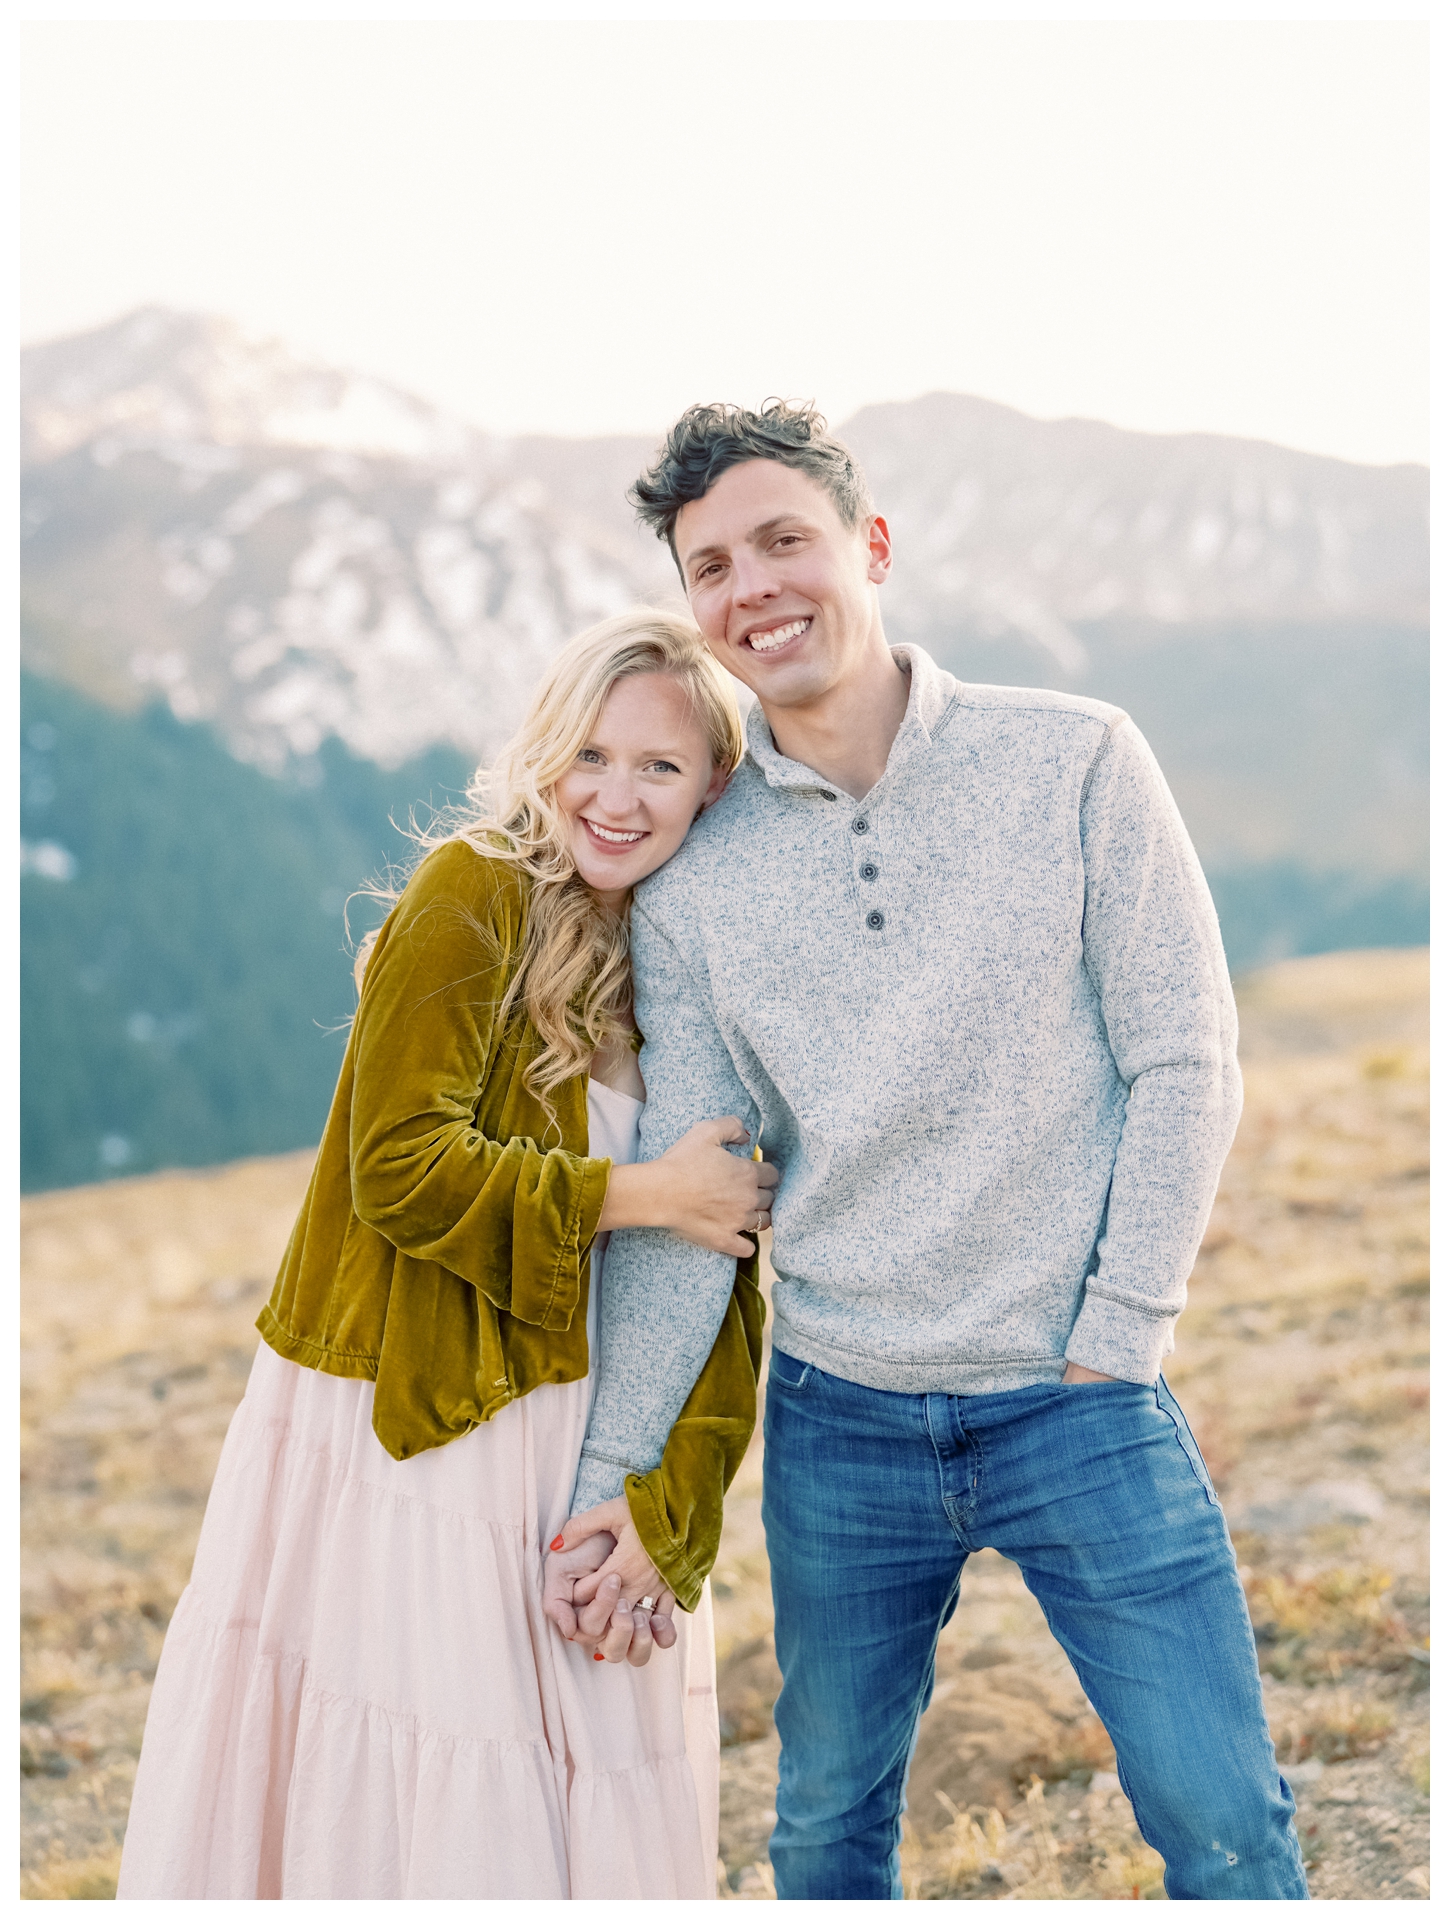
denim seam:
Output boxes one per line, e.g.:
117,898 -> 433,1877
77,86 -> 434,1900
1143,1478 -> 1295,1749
1156,1379 -> 1220,1510
926,1396 -> 981,1548
870,1592 -> 960,1895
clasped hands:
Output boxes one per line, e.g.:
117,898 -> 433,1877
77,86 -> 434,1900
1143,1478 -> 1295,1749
543,1497 -> 676,1667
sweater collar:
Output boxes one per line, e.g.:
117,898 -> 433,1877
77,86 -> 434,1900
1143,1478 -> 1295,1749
744,644 -> 956,796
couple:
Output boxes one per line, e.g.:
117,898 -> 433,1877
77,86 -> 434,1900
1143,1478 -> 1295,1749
119,403 -> 1307,1900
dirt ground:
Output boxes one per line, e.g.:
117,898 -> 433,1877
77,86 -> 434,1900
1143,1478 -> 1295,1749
20,948 -> 1429,1899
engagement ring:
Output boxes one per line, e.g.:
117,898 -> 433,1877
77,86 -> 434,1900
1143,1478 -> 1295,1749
635,1595 -> 656,1614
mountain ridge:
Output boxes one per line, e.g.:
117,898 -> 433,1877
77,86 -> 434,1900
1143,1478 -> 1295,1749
25,306 -> 1427,475
22,306 -> 1427,768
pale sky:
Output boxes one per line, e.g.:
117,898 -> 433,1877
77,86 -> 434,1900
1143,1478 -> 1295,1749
20,18 -> 1430,465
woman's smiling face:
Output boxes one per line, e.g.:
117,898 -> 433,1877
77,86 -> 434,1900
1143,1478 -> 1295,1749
554,671 -> 731,909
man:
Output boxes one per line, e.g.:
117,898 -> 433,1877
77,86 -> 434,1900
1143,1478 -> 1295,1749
568,403 -> 1307,1899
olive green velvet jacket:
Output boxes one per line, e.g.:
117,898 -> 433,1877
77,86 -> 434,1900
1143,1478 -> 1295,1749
257,838 -> 763,1610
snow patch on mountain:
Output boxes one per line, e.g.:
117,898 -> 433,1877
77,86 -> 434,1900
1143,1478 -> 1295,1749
20,309 -> 1429,777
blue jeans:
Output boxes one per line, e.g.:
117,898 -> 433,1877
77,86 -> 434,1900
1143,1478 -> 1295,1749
761,1356 -> 1308,1900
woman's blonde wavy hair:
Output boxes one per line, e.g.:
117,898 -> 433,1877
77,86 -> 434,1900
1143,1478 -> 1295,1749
355,607 -> 744,1103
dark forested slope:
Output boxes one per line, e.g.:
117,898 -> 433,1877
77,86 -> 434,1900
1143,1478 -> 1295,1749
21,671 -> 470,1191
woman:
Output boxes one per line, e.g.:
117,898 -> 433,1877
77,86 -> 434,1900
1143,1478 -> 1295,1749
117,609 -> 776,1900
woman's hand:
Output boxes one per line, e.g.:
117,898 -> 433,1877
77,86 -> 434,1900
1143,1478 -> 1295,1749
542,1527 -> 616,1643
655,1119 -> 779,1256
598,1118 -> 778,1257
553,1497 -> 678,1666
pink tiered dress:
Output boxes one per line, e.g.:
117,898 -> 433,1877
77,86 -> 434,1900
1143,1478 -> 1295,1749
117,1080 -> 718,1899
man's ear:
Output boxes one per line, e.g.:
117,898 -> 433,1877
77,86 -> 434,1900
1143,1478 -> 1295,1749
698,762 -> 733,814
865,514 -> 893,586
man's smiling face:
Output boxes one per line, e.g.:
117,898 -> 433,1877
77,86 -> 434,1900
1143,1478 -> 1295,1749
675,459 -> 892,714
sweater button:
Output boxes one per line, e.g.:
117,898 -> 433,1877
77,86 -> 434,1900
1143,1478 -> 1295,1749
866,909 -> 885,931
851,815 -> 869,834
859,862 -> 879,881
819,788 -> 838,801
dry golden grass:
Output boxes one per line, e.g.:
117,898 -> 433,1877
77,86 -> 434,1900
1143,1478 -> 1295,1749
18,1853 -> 125,1902
1246,1565 -> 1422,1688
20,950 -> 1429,1899
20,1153 -> 314,1900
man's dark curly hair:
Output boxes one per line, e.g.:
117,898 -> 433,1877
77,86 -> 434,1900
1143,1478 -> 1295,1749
630,400 -> 874,568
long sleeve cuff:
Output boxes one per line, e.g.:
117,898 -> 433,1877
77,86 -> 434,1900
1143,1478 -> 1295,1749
1064,1285 -> 1177,1384
626,1470 -> 711,1613
570,1448 -> 632,1514
508,1153 -> 613,1330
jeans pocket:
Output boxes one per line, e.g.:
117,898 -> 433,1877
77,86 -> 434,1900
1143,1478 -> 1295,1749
769,1350 -> 816,1392
1155,1377 -> 1221,1509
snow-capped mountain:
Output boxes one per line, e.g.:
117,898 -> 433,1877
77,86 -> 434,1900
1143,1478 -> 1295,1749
845,394 -> 1427,673
20,307 -> 1428,774
21,306 -> 479,465
21,310 -> 671,771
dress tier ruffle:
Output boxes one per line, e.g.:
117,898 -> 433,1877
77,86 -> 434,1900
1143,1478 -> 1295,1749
117,1081 -> 719,1899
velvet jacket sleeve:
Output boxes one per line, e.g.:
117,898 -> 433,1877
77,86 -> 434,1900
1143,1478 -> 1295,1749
348,842 -> 612,1332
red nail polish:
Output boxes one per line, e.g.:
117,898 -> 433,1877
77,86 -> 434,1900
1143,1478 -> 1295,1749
549,1535 -> 564,1550
593,1652 -> 604,1661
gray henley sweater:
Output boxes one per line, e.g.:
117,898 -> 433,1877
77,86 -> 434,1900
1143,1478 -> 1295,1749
571,645 -> 1241,1514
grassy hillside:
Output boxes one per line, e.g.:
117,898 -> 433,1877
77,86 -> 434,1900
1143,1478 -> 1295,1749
20,671 -> 471,1191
